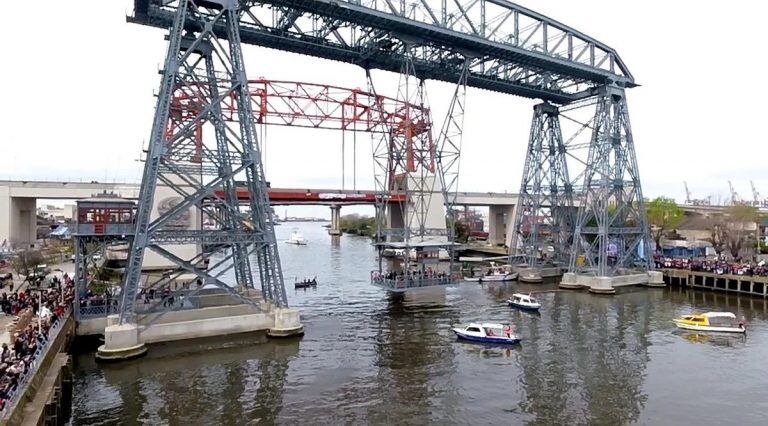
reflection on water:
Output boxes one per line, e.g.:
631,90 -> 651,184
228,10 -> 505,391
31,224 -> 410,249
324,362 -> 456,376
72,223 -> 768,424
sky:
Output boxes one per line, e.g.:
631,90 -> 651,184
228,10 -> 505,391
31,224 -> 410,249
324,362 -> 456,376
2,1 -> 767,218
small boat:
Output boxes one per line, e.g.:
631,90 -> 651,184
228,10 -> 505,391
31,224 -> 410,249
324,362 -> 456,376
672,312 -> 746,334
464,265 -> 517,282
285,229 -> 308,245
507,293 -> 541,311
452,322 -> 521,345
294,277 -> 317,289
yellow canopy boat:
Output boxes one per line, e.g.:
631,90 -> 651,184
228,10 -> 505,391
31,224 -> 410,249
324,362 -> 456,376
672,312 -> 746,334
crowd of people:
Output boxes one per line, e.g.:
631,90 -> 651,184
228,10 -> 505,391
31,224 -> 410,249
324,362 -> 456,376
655,256 -> 768,277
373,269 -> 456,288
0,272 -> 73,411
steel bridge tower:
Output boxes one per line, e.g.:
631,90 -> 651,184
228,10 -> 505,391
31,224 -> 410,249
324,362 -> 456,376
510,102 -> 574,268
101,0 -> 295,360
130,1 -> 659,293
565,86 -> 653,281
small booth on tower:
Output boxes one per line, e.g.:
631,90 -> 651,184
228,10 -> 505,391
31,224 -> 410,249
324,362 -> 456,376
73,193 -> 135,319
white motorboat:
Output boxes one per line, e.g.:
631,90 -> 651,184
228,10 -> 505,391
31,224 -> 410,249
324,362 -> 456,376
464,265 -> 517,282
285,229 -> 308,245
672,312 -> 746,333
452,322 -> 521,345
507,293 -> 541,311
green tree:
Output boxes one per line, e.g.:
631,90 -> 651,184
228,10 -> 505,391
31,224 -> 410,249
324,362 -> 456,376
646,197 -> 684,251
454,219 -> 470,243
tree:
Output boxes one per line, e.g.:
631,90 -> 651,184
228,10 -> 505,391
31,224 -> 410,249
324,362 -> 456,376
646,197 -> 684,251
706,215 -> 727,255
12,249 -> 44,282
454,219 -> 470,243
724,204 -> 759,259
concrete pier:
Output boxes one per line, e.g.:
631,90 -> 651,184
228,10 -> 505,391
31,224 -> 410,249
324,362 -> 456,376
86,295 -> 304,361
96,320 -> 148,362
515,265 -> 563,283
560,271 -> 665,294
328,204 -> 342,236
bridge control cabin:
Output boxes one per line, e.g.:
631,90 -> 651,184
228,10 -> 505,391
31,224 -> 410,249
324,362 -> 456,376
371,240 -> 461,292
74,196 -> 136,237
73,194 -> 135,320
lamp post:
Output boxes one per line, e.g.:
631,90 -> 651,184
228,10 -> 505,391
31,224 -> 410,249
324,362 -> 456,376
27,281 -> 44,332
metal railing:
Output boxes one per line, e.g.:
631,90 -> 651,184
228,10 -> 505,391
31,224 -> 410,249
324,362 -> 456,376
0,307 -> 71,418
78,301 -> 119,319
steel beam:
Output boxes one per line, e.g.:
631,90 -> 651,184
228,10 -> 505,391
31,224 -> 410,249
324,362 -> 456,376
130,0 -> 635,104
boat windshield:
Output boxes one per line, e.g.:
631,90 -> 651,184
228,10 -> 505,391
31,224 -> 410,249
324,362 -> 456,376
484,327 -> 504,336
466,326 -> 481,332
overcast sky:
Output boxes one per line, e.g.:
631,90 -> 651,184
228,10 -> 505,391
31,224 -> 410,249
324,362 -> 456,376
2,1 -> 766,217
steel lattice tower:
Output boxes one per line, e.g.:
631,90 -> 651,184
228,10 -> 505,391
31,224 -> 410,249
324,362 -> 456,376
511,102 -> 574,267
569,86 -> 652,276
435,60 -> 469,238
370,49 -> 443,243
118,0 -> 287,325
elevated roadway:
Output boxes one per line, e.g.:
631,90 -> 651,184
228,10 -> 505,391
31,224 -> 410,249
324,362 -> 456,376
0,179 -> 732,248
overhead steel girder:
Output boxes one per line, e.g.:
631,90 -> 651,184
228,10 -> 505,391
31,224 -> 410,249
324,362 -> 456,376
130,0 -> 635,104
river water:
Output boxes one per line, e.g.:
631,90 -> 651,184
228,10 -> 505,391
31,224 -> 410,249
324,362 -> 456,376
72,222 -> 768,425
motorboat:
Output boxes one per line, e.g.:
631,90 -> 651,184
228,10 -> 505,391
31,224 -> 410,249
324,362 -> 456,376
463,265 -> 517,282
294,277 -> 317,289
452,322 -> 521,345
285,229 -> 308,245
507,293 -> 541,311
672,312 -> 746,333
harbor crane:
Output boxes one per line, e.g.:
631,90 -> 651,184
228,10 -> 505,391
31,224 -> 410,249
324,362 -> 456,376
728,180 -> 741,205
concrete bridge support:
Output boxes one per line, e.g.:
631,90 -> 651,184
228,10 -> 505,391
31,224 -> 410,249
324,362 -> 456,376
488,205 -> 516,247
328,204 -> 341,236
0,189 -> 36,248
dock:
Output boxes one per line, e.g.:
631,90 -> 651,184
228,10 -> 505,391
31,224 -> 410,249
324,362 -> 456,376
661,268 -> 768,298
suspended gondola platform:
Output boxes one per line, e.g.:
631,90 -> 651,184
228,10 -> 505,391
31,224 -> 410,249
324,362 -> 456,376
371,240 -> 462,292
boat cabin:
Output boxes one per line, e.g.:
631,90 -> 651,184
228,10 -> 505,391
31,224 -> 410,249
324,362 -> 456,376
462,323 -> 514,338
678,312 -> 737,327
510,293 -> 538,305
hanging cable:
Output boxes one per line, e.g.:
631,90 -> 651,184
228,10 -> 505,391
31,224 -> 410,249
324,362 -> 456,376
341,127 -> 345,190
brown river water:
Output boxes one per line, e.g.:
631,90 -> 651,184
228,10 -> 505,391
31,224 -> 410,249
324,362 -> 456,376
71,223 -> 768,425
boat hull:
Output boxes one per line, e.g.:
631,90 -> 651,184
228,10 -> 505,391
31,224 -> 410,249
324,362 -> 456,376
464,273 -> 517,282
452,329 -> 520,345
508,301 -> 540,311
672,321 -> 745,334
